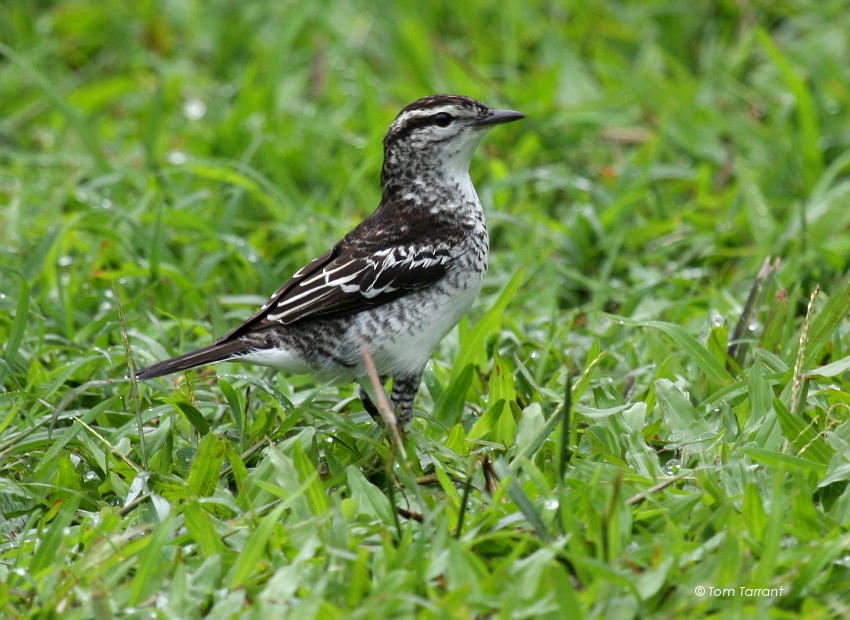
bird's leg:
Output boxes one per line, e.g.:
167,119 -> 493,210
359,385 -> 381,421
390,372 -> 422,428
359,376 -> 389,422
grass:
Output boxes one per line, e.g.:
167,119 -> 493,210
2,0 -> 850,617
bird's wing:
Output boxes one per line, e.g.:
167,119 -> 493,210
218,241 -> 453,341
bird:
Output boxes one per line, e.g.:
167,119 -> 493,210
135,94 -> 524,426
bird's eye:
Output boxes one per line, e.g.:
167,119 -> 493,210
432,113 -> 453,127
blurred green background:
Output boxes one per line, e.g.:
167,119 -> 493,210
4,1 -> 850,618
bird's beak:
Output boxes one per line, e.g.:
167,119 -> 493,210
475,109 -> 526,127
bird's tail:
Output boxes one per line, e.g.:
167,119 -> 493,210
135,339 -> 249,380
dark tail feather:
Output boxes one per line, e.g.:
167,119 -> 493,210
136,339 -> 249,380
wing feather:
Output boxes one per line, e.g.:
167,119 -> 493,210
218,242 -> 453,342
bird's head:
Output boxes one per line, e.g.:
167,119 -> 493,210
381,94 -> 524,191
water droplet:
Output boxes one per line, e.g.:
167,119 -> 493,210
747,319 -> 760,332
167,151 -> 188,165
58,255 -> 73,267
176,447 -> 195,463
544,498 -> 559,510
101,198 -> 113,209
183,98 -> 207,120
709,312 -> 725,328
106,496 -> 123,507
84,471 -> 98,481
664,459 -> 680,475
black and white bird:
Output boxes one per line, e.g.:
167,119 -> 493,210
136,94 -> 524,426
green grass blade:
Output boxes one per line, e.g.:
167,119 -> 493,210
432,363 -> 475,427
26,497 -> 80,579
606,316 -> 733,385
492,457 -> 551,543
128,515 -> 174,606
0,273 -> 29,386
292,442 -> 330,517
773,398 -> 833,466
741,446 -> 828,476
182,500 -> 226,557
228,503 -> 288,589
757,29 -> 823,192
187,433 -> 227,497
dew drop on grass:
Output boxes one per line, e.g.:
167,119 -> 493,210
543,498 -> 559,510
747,319 -> 760,332
709,312 -> 724,328
176,447 -> 195,463
664,459 -> 680,475
167,151 -> 188,165
58,255 -> 73,267
183,98 -> 207,120
84,471 -> 98,481
107,496 -> 123,507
